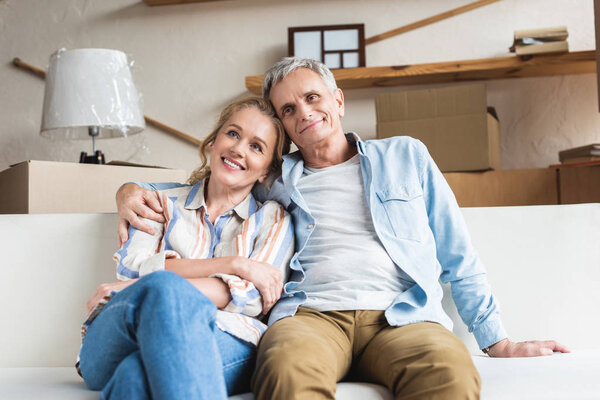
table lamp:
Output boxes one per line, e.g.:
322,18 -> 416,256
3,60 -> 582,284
40,48 -> 145,164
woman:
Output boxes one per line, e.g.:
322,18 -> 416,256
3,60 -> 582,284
77,97 -> 293,399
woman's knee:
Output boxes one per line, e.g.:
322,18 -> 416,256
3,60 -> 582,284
137,271 -> 216,310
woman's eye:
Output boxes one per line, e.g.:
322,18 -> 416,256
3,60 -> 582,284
251,143 -> 263,153
226,130 -> 239,138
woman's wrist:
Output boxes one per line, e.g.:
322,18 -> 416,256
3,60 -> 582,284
230,256 -> 250,277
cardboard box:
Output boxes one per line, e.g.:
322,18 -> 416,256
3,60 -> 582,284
444,168 -> 558,207
376,84 -> 501,172
557,165 -> 600,204
0,160 -> 187,214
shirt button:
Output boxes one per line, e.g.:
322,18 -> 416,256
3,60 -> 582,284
307,224 -> 314,229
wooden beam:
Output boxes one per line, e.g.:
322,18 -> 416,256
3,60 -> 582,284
365,0 -> 502,45
245,51 -> 596,94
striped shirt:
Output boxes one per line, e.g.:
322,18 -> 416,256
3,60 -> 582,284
81,179 -> 294,349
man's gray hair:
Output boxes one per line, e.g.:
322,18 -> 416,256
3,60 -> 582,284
262,57 -> 338,102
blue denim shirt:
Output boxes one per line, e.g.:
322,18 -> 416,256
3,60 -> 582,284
263,133 -> 507,350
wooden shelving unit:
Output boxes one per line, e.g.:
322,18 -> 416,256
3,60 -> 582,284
245,50 -> 596,95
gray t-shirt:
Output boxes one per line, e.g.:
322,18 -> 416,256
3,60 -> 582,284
296,154 -> 414,312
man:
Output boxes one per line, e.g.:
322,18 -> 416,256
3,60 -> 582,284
117,57 -> 568,399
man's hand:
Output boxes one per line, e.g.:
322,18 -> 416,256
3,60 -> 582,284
116,183 -> 165,246
486,338 -> 571,357
234,257 -> 283,314
86,280 -> 138,314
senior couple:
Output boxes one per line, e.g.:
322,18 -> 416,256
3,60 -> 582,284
78,57 -> 568,399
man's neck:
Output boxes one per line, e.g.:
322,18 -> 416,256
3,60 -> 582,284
300,132 -> 358,169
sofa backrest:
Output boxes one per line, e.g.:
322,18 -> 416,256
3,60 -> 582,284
1,204 -> 599,367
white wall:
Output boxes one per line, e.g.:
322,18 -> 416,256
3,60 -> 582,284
1,0 -> 598,176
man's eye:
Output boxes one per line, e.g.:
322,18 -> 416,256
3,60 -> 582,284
282,107 -> 292,116
307,94 -> 318,101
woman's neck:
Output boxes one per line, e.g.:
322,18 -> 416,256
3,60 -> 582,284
204,177 -> 251,224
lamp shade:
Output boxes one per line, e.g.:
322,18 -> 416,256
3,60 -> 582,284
40,48 -> 145,140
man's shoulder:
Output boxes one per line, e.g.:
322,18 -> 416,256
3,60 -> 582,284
361,135 -> 426,161
364,135 -> 424,152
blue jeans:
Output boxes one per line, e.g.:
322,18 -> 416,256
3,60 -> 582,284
78,270 -> 255,400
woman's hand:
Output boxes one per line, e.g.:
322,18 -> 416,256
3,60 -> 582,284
234,258 -> 283,314
486,338 -> 570,357
86,280 -> 138,314
116,183 -> 165,246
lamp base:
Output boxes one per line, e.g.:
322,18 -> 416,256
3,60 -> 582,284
80,150 -> 105,164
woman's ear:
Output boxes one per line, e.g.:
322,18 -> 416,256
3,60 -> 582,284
257,173 -> 268,184
257,168 -> 270,184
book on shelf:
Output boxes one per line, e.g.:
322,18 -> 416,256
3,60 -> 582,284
559,144 -> 600,162
514,41 -> 568,55
509,26 -> 569,55
514,26 -> 568,41
551,159 -> 600,168
560,156 -> 600,164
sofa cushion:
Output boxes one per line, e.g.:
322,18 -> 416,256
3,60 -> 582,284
3,352 -> 600,400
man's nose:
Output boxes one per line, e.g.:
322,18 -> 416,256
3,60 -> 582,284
298,103 -> 312,120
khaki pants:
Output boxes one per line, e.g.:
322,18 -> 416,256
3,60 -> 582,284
252,307 -> 480,400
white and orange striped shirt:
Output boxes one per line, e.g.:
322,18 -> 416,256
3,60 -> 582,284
109,179 -> 294,345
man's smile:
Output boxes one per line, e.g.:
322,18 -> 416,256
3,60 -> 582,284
299,118 -> 324,134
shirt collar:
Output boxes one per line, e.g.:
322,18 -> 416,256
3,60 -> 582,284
184,178 -> 257,220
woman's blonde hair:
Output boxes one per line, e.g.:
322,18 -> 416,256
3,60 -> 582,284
188,97 -> 290,186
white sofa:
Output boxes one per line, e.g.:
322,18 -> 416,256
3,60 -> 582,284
1,204 -> 599,400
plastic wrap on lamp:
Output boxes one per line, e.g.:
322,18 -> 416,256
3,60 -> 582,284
40,48 -> 145,140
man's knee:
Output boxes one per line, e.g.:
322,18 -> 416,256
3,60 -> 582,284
397,340 -> 480,398
252,320 -> 344,400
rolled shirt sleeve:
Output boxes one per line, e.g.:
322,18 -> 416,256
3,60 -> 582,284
113,192 -> 182,281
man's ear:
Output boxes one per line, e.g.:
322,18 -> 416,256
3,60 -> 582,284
334,88 -> 345,118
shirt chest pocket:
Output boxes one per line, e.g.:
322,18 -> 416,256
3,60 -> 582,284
376,185 -> 426,242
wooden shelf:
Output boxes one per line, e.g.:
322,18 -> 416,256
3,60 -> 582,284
245,50 -> 596,95
143,0 -> 225,5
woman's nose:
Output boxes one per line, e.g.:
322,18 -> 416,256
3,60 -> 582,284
229,141 -> 244,157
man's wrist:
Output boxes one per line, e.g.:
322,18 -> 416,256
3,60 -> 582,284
483,338 -> 509,356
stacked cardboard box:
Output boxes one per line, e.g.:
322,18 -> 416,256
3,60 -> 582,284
444,169 -> 558,207
376,84 -> 501,172
0,160 -> 187,214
